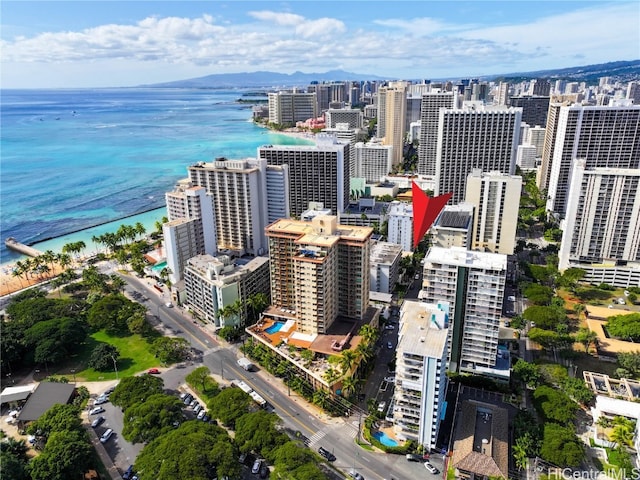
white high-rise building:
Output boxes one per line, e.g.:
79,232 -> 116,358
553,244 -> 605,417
525,125 -> 546,157
369,242 -> 402,294
417,92 -> 456,176
435,105 -> 521,204
163,184 -> 217,284
421,247 -> 508,380
258,135 -> 350,217
268,91 -> 318,126
184,254 -> 271,327
465,170 -> 522,255
265,164 -> 290,223
387,202 -> 413,252
353,141 -> 393,183
517,144 -> 538,170
188,158 -> 270,257
559,160 -> 640,286
393,300 -> 449,449
546,104 -> 640,217
430,203 -> 474,250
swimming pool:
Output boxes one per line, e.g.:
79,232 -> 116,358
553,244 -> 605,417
151,261 -> 167,272
264,322 -> 284,334
373,431 -> 399,447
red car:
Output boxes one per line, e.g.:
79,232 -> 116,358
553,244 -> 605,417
147,368 -> 160,374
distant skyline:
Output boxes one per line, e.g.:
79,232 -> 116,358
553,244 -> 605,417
1,1 -> 639,89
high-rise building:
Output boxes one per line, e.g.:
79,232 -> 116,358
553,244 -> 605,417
559,160 -> 640,284
435,105 -> 521,204
378,82 -> 408,166
387,201 -> 413,252
266,216 -> 372,334
393,300 -> 449,450
546,104 -> 640,217
508,96 -> 550,129
265,164 -> 290,223
188,158 -> 270,256
353,141 -> 393,183
321,125 -> 358,177
495,82 -> 510,106
525,125 -> 546,156
184,254 -> 270,327
627,81 -> 640,104
537,101 -> 571,191
517,144 -> 538,170
465,170 -> 522,255
258,135 -> 349,217
370,242 -> 402,294
417,92 -> 456,176
268,91 -> 318,126
325,109 -> 363,129
430,203 -> 474,250
308,82 -> 348,113
532,79 -> 551,96
421,246 -> 508,380
163,184 -> 217,284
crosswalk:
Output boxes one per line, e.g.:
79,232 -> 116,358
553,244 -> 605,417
307,430 -> 326,446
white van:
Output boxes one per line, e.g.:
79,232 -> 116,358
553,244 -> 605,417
100,428 -> 114,443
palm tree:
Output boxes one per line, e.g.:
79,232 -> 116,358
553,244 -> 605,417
573,303 -> 586,321
313,389 -> 330,409
110,275 -> 126,293
358,324 -> 379,346
341,376 -> 361,399
339,350 -> 358,375
11,262 -> 25,288
57,252 -> 72,271
610,423 -> 634,448
134,222 -> 146,240
247,292 -> 269,325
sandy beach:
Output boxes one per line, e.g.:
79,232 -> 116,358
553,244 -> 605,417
0,262 -> 66,297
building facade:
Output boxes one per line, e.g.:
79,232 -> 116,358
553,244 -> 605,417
435,105 -> 521,204
268,91 -> 318,126
258,135 -> 349,217
353,141 -> 394,183
393,300 -> 449,449
421,247 -> 508,380
387,201 -> 413,252
369,241 -> 402,294
430,203 -> 474,249
325,108 -> 363,129
417,91 -> 457,176
378,82 -> 408,167
465,170 -> 522,255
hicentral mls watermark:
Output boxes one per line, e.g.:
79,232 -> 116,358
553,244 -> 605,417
547,468 -> 640,480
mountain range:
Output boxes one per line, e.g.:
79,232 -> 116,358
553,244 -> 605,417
144,60 -> 640,89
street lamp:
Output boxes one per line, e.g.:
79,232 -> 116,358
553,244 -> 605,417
70,369 -> 76,384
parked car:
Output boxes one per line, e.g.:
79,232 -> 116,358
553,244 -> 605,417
89,406 -> 105,415
122,465 -> 135,480
238,452 -> 248,465
183,394 -> 193,405
179,392 -> 188,400
384,376 -> 396,383
252,459 -> 262,474
165,302 -> 173,308
387,341 -> 393,349
91,416 -> 106,428
348,470 -> 365,480
201,414 -> 210,422
424,461 -> 440,474
189,399 -> 198,408
147,368 -> 160,374
100,428 -> 114,444
94,396 -> 109,405
377,401 -> 386,413
197,409 -> 206,420
317,446 -> 336,462
384,324 -> 394,330
194,404 -> 203,414
406,453 -> 422,462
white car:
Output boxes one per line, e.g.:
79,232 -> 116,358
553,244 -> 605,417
424,461 -> 440,474
89,406 -> 105,415
348,470 -> 365,480
384,324 -> 394,330
100,428 -> 114,444
507,295 -> 516,301
377,401 -> 386,413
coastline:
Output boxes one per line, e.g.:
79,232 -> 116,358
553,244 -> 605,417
256,121 -> 317,144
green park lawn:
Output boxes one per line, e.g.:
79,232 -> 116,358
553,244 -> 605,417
53,330 -> 160,382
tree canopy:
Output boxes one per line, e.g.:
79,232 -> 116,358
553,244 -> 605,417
134,421 -> 240,480
606,313 -> 640,342
28,430 -> 93,480
533,385 -> 578,423
234,410 -> 289,460
539,423 -> 584,467
26,404 -> 83,439
522,306 -> 566,330
87,294 -> 146,333
122,393 -> 185,444
150,337 -> 190,365
110,374 -> 164,411
617,351 -> 640,379
88,343 -> 120,371
208,387 -> 252,427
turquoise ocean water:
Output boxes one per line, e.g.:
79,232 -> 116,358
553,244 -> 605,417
0,88 -> 313,265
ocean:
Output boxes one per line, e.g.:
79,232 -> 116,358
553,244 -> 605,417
0,88 -> 313,264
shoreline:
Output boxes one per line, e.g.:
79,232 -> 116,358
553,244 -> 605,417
256,121 -> 317,144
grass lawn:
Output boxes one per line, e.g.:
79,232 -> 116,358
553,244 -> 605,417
52,330 -> 160,381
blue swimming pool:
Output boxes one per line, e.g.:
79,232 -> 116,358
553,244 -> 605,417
151,261 -> 167,272
373,431 -> 399,447
264,322 -> 284,334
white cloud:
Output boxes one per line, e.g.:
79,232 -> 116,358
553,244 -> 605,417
247,10 -> 305,26
373,17 -> 467,36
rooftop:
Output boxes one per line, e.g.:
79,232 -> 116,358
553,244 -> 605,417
17,382 -> 76,423
398,300 -> 449,359
370,242 -> 402,264
426,246 -> 507,271
267,216 -> 372,245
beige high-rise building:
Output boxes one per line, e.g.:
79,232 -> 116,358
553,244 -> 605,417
537,101 -> 569,191
268,91 -> 318,126
266,216 -> 372,335
378,82 -> 408,166
417,91 -> 456,175
465,170 -> 522,255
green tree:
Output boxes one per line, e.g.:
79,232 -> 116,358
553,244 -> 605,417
606,313 -> 640,342
110,374 -> 164,412
150,337 -> 190,365
0,437 -> 30,480
122,393 -> 184,443
540,423 -> 584,467
186,366 -> 215,394
533,385 -> 578,423
574,328 -> 598,353
234,410 -> 288,460
513,359 -> 540,388
522,305 -> 566,330
28,430 -> 92,480
87,294 -> 146,333
88,343 -> 120,371
247,292 -> 270,325
134,421 -> 240,480
23,317 -> 86,369
338,349 -> 358,375
209,387 -> 252,427
563,377 -> 594,405
27,403 -> 83,439
617,351 -> 640,378
610,417 -> 636,447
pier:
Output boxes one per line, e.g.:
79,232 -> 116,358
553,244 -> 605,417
4,237 -> 44,258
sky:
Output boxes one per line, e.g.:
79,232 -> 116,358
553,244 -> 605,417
1,1 -> 639,89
